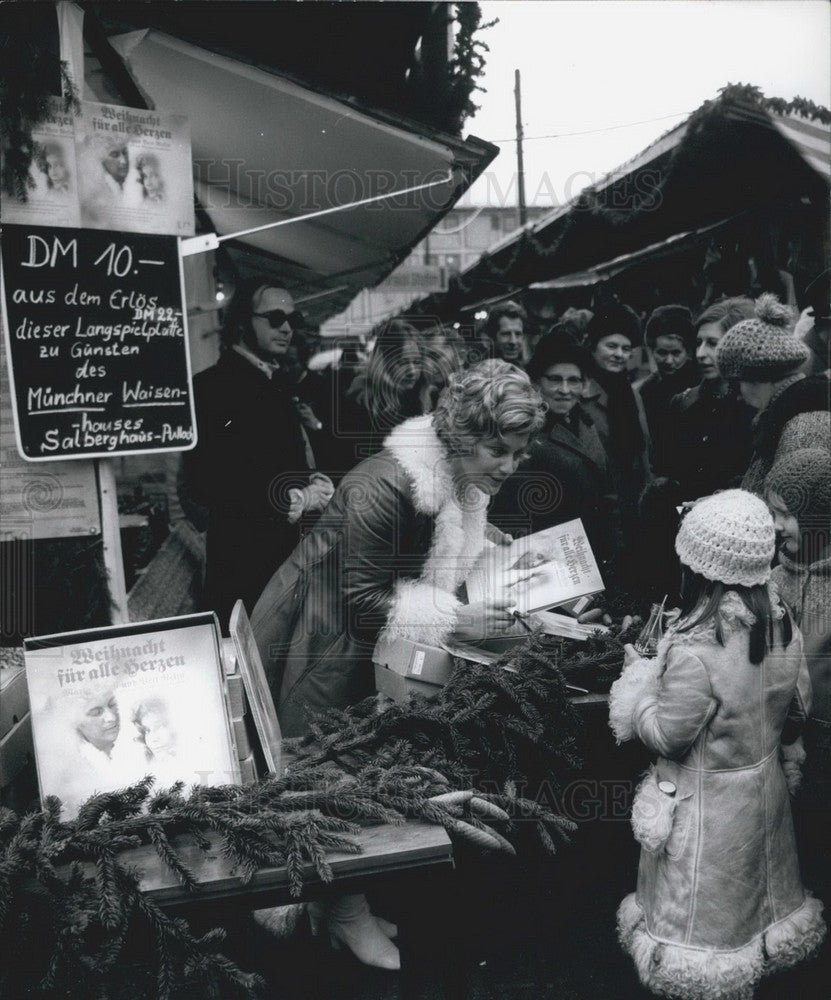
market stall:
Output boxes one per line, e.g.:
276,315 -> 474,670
0,6 -> 644,996
397,84 -> 830,328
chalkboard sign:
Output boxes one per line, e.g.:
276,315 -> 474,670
1,223 -> 196,461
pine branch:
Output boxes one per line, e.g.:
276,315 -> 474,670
95,849 -> 124,932
154,926 -> 176,1000
148,823 -> 199,893
0,807 -> 20,841
284,835 -> 305,897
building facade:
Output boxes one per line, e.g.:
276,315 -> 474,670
322,205 -> 549,337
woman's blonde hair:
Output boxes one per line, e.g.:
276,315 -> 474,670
432,359 -> 545,455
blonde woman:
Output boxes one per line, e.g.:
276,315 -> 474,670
251,360 -> 545,970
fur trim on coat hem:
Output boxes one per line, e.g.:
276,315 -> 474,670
763,893 -> 826,973
617,892 -> 826,1000
608,657 -> 663,744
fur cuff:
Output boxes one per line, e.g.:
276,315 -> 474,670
381,578 -> 461,647
608,657 -> 662,744
780,737 -> 807,796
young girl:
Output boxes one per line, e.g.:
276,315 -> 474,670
766,448 -> 831,901
609,489 -> 825,1000
766,448 -> 831,739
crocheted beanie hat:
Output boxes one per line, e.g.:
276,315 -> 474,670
675,489 -> 775,586
715,293 -> 808,382
765,448 -> 831,533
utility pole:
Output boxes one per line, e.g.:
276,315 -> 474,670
514,68 -> 527,227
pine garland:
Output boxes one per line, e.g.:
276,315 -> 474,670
446,2 -> 498,128
447,81 -> 831,297
288,632 -> 605,843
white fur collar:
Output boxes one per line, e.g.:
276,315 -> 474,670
380,415 -> 490,646
384,414 -> 457,515
660,587 -> 785,655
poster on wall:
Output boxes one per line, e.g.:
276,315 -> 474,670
0,223 -> 196,461
0,97 -> 81,229
1,99 -> 194,238
24,613 -> 239,819
75,101 -> 195,237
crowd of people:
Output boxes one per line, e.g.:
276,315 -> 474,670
182,283 -> 828,613
177,275 -> 830,987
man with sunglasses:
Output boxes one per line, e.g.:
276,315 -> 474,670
179,282 -> 334,631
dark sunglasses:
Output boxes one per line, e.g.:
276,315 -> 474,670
252,308 -> 304,330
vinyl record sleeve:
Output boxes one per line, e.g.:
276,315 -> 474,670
24,613 -> 239,819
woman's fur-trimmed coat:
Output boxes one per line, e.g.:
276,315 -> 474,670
608,592 -> 826,1000
251,415 -> 488,737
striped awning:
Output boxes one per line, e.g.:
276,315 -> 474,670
771,113 -> 831,182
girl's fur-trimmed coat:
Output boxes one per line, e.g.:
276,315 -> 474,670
609,592 -> 826,1000
251,415 -> 488,738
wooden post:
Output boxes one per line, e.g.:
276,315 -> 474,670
514,69 -> 527,227
97,459 -> 128,624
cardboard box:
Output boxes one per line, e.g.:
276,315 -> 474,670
0,712 -> 33,788
0,667 -> 30,739
372,636 -> 455,686
374,663 -> 443,704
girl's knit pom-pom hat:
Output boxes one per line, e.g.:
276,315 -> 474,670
675,489 -> 776,586
715,293 -> 808,381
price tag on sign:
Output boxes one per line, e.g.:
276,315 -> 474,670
0,223 -> 196,462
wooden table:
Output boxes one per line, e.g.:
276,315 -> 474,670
121,820 -> 457,996
120,820 -> 452,913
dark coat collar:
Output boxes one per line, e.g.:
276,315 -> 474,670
544,407 -> 607,468
754,375 -> 830,456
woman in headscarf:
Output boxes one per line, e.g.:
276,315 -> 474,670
489,331 -> 622,573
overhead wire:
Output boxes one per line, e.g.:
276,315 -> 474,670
488,109 -> 692,144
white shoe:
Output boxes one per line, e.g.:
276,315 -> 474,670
374,915 -> 398,939
309,902 -> 397,940
309,894 -> 400,970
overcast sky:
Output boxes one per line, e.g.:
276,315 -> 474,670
460,0 -> 831,208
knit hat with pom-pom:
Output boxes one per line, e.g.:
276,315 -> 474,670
676,489 -> 776,586
715,293 -> 808,382
765,448 -> 831,534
